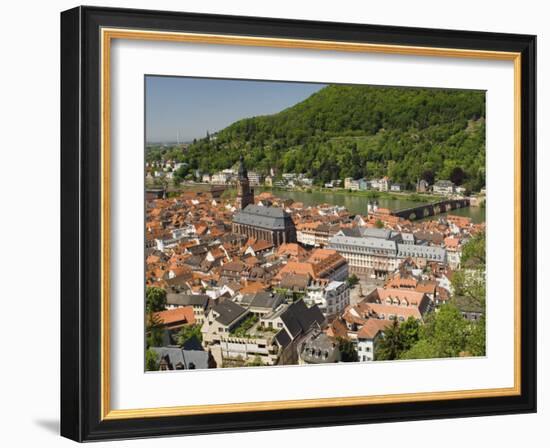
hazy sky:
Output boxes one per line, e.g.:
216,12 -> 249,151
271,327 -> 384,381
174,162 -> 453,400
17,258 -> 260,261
145,76 -> 325,143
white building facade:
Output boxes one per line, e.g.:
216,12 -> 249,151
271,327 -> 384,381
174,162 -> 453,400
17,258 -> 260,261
305,280 -> 350,317
328,234 -> 447,278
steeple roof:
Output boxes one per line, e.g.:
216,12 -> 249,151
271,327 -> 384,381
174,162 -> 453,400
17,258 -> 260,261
238,155 -> 248,178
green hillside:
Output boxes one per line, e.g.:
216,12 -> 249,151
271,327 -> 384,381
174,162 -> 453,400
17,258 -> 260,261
169,84 -> 486,191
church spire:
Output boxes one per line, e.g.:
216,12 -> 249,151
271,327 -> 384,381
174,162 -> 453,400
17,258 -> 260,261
235,155 -> 254,210
238,154 -> 248,179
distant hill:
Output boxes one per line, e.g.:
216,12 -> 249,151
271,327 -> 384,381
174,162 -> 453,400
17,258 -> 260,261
168,84 -> 486,191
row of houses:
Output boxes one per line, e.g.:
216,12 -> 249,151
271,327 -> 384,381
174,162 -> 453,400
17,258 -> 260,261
205,169 -> 263,186
144,169 -> 482,370
344,176 -> 403,192
343,176 -> 469,196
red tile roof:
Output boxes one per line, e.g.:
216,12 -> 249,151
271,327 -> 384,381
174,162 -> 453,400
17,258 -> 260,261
153,306 -> 195,327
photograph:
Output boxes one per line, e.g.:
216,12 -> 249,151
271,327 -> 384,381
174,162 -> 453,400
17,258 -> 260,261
144,77 -> 487,371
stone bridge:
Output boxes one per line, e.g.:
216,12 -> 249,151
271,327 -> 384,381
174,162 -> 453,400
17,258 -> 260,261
391,198 -> 471,221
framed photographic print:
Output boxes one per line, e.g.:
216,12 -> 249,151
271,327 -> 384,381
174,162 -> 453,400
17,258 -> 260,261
60,6 -> 537,442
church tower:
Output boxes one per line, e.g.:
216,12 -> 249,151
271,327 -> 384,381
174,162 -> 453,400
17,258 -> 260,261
235,155 -> 254,210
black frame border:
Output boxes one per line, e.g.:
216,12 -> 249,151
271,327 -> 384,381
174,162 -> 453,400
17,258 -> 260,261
61,6 -> 536,442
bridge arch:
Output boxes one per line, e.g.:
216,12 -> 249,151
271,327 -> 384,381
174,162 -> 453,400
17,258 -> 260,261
392,198 -> 469,221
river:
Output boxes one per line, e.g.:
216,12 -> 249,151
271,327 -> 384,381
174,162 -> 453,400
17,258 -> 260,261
256,187 -> 486,223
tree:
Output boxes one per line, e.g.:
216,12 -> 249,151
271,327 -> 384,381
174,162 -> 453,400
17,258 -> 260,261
172,174 -> 182,187
146,312 -> 164,348
401,305 -> 469,360
246,356 -> 264,367
173,164 -> 190,184
375,320 -> 403,360
399,317 -> 421,350
374,219 -> 384,229
465,315 -> 486,356
145,348 -> 159,371
461,231 -> 486,266
451,231 -> 486,309
375,318 -> 420,360
450,166 -> 466,185
175,324 -> 202,346
421,305 -> 468,357
398,339 -> 438,359
346,274 -> 359,288
421,169 -> 435,185
146,287 -> 167,313
451,270 -> 486,310
338,338 -> 359,362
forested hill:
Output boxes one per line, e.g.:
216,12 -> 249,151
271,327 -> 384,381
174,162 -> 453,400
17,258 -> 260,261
179,84 -> 486,191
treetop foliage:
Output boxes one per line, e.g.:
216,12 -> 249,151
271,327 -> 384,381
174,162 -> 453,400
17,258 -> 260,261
146,286 -> 167,313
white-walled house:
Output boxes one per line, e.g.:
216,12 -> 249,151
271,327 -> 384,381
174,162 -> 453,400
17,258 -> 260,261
201,300 -> 249,345
296,224 -> 317,247
211,171 -> 231,185
356,319 -> 391,362
171,224 -> 197,239
444,236 -> 462,269
378,177 -> 390,192
433,180 -> 456,195
305,280 -> 350,317
390,183 -> 401,192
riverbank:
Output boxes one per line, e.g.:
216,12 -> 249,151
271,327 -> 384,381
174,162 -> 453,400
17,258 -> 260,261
263,186 -> 442,204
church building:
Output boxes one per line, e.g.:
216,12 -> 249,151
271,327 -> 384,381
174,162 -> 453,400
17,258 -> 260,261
232,157 -> 296,246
